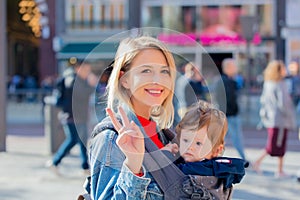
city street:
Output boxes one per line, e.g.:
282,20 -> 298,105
1,100 -> 300,200
2,1 -> 300,199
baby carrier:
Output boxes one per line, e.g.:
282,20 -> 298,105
78,119 -> 247,200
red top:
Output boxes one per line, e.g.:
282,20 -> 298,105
137,115 -> 164,149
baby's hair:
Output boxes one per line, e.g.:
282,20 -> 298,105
175,100 -> 228,152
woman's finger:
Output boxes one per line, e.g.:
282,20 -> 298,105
118,106 -> 130,127
106,108 -> 122,131
131,121 -> 144,138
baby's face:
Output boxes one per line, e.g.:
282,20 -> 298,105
179,126 -> 213,162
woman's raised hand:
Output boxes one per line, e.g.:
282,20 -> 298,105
106,107 -> 145,174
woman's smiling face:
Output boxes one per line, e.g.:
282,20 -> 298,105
120,48 -> 172,117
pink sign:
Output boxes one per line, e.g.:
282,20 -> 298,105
158,32 -> 261,46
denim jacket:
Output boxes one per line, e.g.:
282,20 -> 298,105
89,109 -> 165,200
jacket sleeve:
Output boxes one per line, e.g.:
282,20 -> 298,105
89,129 -> 153,200
116,164 -> 152,199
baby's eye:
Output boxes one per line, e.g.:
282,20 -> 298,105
183,139 -> 189,143
196,142 -> 202,146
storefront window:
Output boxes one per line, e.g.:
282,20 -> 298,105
65,0 -> 127,30
142,2 -> 274,46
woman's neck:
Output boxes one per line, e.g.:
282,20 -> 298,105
134,108 -> 151,119
131,101 -> 151,119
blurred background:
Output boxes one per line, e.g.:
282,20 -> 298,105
0,1 -> 300,199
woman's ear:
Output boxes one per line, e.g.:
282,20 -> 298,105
120,71 -> 130,89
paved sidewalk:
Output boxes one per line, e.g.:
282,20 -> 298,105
1,132 -> 300,200
1,135 -> 85,200
2,101 -> 300,199
224,148 -> 300,200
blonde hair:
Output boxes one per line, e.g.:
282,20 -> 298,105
263,60 -> 285,81
175,100 -> 228,153
106,36 -> 176,128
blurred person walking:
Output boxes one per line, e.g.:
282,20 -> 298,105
8,73 -> 24,102
254,60 -> 296,178
286,61 -> 300,181
174,61 -> 204,125
46,58 -> 98,175
214,58 -> 246,161
286,61 -> 300,107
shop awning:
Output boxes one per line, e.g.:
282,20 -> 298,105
56,42 -> 119,60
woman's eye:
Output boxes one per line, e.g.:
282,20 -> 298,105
183,139 -> 189,143
161,69 -> 170,75
141,69 -> 151,73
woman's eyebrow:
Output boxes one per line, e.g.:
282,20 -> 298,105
139,65 -> 169,69
140,65 -> 153,68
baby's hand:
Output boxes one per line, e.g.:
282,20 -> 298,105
162,143 -> 179,155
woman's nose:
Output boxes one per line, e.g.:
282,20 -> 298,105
152,73 -> 162,84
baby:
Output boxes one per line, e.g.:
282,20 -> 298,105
164,100 -> 248,189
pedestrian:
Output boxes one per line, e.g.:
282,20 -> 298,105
286,61 -> 300,107
254,60 -> 296,178
23,74 -> 38,102
214,58 -> 247,161
46,58 -> 98,175
89,36 -> 178,199
174,61 -> 204,126
8,73 -> 24,102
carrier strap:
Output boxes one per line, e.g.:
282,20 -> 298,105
143,135 -> 186,192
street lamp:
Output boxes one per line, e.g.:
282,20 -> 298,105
18,0 -> 49,38
0,0 -> 6,152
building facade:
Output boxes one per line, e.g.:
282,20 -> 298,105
284,0 -> 300,64
8,0 -> 300,89
54,0 -> 279,91
9,0 -> 299,88
54,0 -> 130,76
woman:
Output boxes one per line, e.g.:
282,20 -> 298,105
89,36 -> 177,199
254,60 -> 296,178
